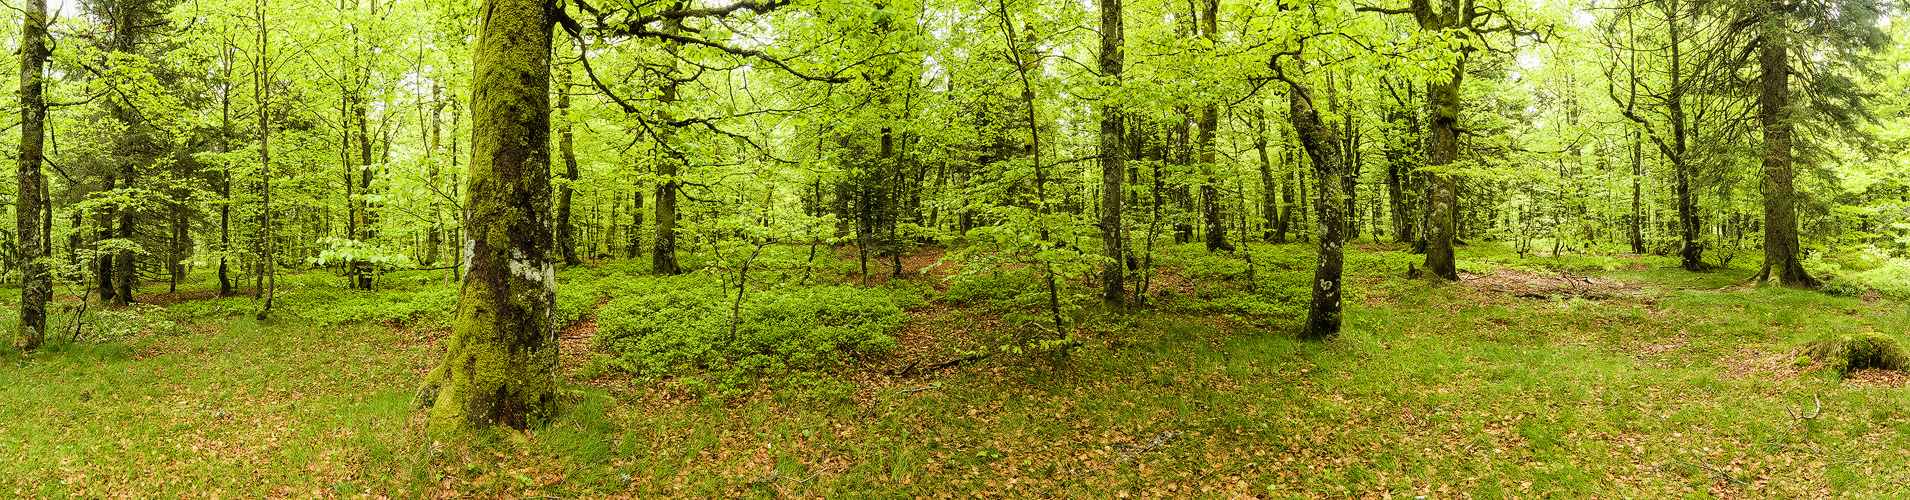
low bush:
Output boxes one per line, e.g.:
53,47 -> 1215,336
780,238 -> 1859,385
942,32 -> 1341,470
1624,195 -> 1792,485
1842,260 -> 1910,299
596,274 -> 903,380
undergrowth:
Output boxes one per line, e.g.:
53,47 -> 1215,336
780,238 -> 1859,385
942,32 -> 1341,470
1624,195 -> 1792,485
5,243 -> 1910,498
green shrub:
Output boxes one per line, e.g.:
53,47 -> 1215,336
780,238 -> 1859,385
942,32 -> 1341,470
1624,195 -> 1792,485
595,275 -> 903,378
944,269 -> 1032,305
553,280 -> 604,327
1184,252 -> 1249,281
1820,279 -> 1866,298
1844,260 -> 1910,299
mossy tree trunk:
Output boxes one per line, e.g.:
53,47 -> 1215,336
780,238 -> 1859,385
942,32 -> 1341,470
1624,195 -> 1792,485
1420,63 -> 1463,281
1287,80 -> 1345,340
16,0 -> 50,350
423,0 -> 559,433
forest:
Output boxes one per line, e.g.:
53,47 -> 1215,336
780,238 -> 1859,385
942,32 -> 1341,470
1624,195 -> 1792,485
5,0 -> 1910,496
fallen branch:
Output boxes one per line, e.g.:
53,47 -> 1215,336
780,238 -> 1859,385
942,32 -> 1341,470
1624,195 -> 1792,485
1671,460 -> 1748,486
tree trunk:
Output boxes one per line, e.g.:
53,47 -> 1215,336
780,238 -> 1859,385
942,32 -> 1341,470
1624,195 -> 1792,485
1420,63 -> 1463,281
1098,0 -> 1125,310
98,175 -> 117,303
1287,82 -> 1345,340
1275,139 -> 1294,243
1629,133 -> 1645,254
255,0 -> 276,317
1195,0 -> 1231,252
1385,107 -> 1416,244
16,0 -> 50,349
628,186 -> 644,259
556,62 -> 582,267
357,95 -> 377,290
423,0 -> 559,433
1254,109 -> 1278,242
650,6 -> 686,276
1752,16 -> 1817,287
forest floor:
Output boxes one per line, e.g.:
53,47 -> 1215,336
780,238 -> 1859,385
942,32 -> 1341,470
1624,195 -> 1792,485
2,242 -> 1909,499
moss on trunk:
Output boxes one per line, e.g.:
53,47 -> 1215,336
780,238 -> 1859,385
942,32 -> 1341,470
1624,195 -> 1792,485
425,0 -> 559,434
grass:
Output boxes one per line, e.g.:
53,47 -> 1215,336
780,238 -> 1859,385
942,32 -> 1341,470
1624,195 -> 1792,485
2,243 -> 1908,498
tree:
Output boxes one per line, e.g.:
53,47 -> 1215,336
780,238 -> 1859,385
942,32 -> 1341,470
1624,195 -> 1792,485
1605,0 -> 1712,272
1726,0 -> 1886,286
1361,0 -> 1530,281
1098,0 -> 1125,310
16,0 -> 51,350
1281,75 -> 1348,340
419,0 -> 560,432
1193,0 -> 1233,253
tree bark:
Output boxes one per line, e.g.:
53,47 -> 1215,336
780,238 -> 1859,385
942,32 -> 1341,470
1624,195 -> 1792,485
1385,106 -> 1416,244
1254,109 -> 1278,242
1098,0 -> 1125,310
1629,133 -> 1645,254
1420,63 -> 1463,280
97,175 -> 116,303
1195,0 -> 1232,252
16,0 -> 50,349
1752,13 -> 1817,287
650,5 -> 686,276
255,0 -> 277,316
1287,82 -> 1345,340
556,62 -> 582,267
423,0 -> 559,433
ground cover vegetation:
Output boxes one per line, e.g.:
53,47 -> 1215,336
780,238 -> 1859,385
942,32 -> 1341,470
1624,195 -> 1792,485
6,0 -> 1910,496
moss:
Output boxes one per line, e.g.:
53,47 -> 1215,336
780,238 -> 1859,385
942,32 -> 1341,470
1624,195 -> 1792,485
425,0 -> 559,436
1799,332 -> 1910,377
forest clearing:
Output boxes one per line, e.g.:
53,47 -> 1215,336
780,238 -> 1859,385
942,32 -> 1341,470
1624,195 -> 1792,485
4,243 -> 1910,498
7,0 -> 1910,497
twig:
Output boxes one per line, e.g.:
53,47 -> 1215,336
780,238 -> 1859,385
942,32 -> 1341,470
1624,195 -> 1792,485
1671,460 -> 1748,486
1785,394 -> 1822,427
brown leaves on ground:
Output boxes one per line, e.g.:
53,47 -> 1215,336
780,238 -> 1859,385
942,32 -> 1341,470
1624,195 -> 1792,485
1459,269 -> 1652,301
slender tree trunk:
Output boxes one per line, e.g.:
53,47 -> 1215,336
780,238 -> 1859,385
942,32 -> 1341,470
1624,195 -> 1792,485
1287,81 -> 1345,339
1275,140 -> 1294,243
256,0 -> 277,317
1254,109 -> 1278,242
98,175 -> 116,303
1385,107 -> 1416,244
556,62 -> 582,267
423,86 -> 444,268
1629,133 -> 1645,254
219,44 -> 236,297
1752,14 -> 1816,287
650,5 -> 686,275
16,0 -> 50,349
628,186 -> 644,259
357,96 -> 378,290
422,0 -> 559,433
1098,0 -> 1126,310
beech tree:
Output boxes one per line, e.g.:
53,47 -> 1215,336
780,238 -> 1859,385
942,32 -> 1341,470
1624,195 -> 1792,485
418,0 -> 560,432
16,0 -> 51,350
